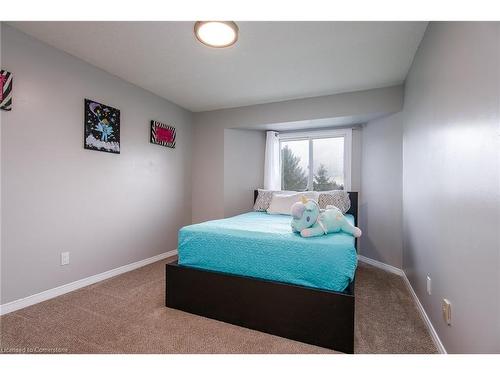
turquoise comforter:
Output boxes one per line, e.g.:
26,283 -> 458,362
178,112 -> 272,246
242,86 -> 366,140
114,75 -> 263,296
178,212 -> 357,292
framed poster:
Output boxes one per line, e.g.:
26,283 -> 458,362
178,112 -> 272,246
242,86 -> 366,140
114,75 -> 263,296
84,99 -> 120,154
150,120 -> 176,148
0,70 -> 13,111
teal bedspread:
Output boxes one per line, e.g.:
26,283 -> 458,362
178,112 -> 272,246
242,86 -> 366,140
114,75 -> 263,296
178,212 -> 358,292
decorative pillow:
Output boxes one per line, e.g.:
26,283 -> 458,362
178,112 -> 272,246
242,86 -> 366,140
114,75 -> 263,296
318,190 -> 351,214
253,189 -> 273,211
253,189 -> 296,211
267,192 -> 319,215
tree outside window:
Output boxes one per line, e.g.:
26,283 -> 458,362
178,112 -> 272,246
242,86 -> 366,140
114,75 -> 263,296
280,135 -> 345,191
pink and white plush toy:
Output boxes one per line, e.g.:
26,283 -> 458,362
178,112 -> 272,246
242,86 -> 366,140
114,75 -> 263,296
291,196 -> 362,238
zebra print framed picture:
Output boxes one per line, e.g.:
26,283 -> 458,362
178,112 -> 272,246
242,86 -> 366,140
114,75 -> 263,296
150,120 -> 176,148
0,70 -> 13,111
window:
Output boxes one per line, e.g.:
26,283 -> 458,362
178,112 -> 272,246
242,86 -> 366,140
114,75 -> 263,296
279,129 -> 351,191
280,139 -> 309,191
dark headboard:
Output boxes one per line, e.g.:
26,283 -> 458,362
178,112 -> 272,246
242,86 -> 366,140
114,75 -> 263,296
253,190 -> 358,226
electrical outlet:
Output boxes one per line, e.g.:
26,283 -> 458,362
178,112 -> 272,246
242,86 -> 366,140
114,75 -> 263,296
426,275 -> 432,295
442,299 -> 451,325
61,252 -> 70,266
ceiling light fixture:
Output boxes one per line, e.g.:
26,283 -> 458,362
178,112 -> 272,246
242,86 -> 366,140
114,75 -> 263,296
194,21 -> 239,48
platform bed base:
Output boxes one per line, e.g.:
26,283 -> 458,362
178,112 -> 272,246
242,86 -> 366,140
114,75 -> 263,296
166,261 -> 355,353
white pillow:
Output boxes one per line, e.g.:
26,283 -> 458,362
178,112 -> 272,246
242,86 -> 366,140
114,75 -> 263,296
253,189 -> 297,211
267,192 -> 319,215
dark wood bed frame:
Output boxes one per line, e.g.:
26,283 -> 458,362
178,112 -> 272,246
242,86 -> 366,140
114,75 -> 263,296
166,190 -> 358,353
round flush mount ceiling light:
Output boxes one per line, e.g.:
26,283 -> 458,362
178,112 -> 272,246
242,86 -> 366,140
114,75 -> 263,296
194,21 -> 239,48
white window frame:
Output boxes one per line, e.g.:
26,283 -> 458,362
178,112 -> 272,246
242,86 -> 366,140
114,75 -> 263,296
279,128 -> 352,191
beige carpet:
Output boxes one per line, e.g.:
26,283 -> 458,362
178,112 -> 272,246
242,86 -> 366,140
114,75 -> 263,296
0,257 -> 437,354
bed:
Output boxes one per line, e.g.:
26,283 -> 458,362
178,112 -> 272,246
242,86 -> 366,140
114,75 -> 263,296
166,191 -> 358,353
178,211 -> 357,292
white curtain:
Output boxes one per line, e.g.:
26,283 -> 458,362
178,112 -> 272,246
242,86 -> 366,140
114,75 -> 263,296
264,131 -> 281,190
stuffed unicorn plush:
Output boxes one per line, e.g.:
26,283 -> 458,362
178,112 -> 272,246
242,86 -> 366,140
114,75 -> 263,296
291,196 -> 362,238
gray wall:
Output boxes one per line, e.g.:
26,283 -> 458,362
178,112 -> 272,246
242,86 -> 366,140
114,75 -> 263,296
193,85 -> 403,130
191,121 -> 225,223
1,25 -> 193,304
360,113 -> 403,268
351,128 -> 362,193
192,86 -> 403,223
402,22 -> 500,353
223,129 -> 266,218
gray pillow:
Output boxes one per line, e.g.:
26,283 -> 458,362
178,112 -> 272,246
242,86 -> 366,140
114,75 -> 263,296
253,189 -> 275,211
318,190 -> 351,214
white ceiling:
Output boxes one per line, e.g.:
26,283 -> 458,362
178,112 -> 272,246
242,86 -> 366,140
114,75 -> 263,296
9,21 -> 427,112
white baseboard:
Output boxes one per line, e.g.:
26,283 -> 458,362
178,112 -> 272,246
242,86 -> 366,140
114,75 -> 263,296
358,254 -> 447,354
0,249 -> 178,316
357,254 -> 404,276
401,272 -> 447,354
